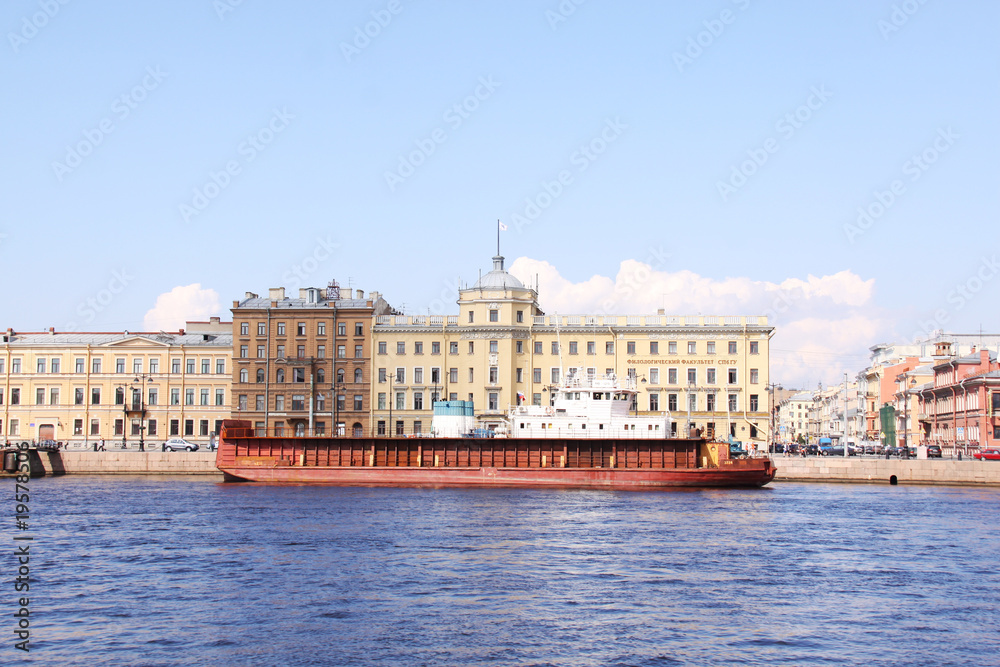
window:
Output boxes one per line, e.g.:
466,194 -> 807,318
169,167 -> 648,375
90,419 -> 99,436
605,342 -> 614,355
414,368 -> 423,384
515,341 -> 523,354
533,368 -> 541,383
354,368 -> 362,383
668,341 -> 677,355
256,345 -> 265,358
728,368 -> 738,384
355,345 -> 363,359
516,368 -> 523,383
256,368 -> 265,382
354,395 -> 363,411
200,359 -> 209,374
413,392 -> 423,410
449,368 -> 458,383
276,345 -> 285,358
650,341 -> 658,355
275,395 -> 285,411
395,368 -> 405,384
51,358 -> 60,373
90,387 -> 99,405
532,393 -> 541,406
185,420 -> 194,436
317,322 -> 326,336
649,368 -> 659,384
337,345 -> 345,359
200,420 -> 209,437
212,359 -> 223,374
114,419 -> 123,436
685,341 -> 695,354
569,341 -> 578,355
377,420 -> 386,436
551,342 -> 559,355
468,311 -> 474,323
728,394 -> 738,411
216,389 -> 225,406
688,393 -> 697,411
395,421 -> 404,436
687,368 -> 696,384
378,368 -> 387,383
148,388 -> 157,406
377,393 -> 387,410
397,342 -> 405,355
468,342 -> 474,354
292,368 -> 305,383
277,322 -> 286,335
171,388 -> 180,405
88,358 -> 99,373
240,322 -> 249,335
488,392 -> 499,411
292,395 -> 305,411
75,388 -> 84,405
336,368 -> 345,384
534,342 -> 543,354
431,342 -> 440,355
516,310 -> 523,323
414,342 -> 423,355
355,322 -> 363,336
378,342 -> 387,355
430,367 -> 440,384
707,368 -> 716,384
551,368 -> 560,383
296,345 -> 305,358
489,367 -> 498,384
395,392 -> 405,410
258,322 -> 266,336
728,341 -> 737,354
317,345 -> 325,359
489,340 -> 498,354
750,394 -> 759,411
750,368 -> 759,384
707,341 -> 716,354
113,387 -> 124,405
185,389 -> 195,405
649,393 -> 659,411
627,341 -> 635,355
241,345 -> 249,359
297,322 -> 306,336
750,341 -> 759,354
587,341 -> 595,355
489,309 -> 499,322
170,419 -> 179,436
253,394 -> 264,411
338,322 -> 347,336
707,393 -> 716,411
668,394 -> 678,411
468,368 -> 474,382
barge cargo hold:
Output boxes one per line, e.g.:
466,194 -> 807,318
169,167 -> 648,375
215,421 -> 777,488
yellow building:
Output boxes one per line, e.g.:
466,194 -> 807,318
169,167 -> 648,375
1,321 -> 232,449
372,254 -> 773,446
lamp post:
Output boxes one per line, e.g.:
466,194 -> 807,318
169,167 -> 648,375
766,382 -> 783,454
131,374 -> 153,452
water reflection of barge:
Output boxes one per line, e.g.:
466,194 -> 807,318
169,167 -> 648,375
216,372 -> 776,488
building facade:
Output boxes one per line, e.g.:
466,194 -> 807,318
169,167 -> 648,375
1,322 -> 232,448
230,284 -> 391,437
371,254 -> 774,447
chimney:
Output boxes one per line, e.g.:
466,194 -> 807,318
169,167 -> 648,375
657,308 -> 665,315
49,327 -> 55,334
178,328 -> 185,336
268,287 -> 285,301
244,291 -> 258,299
356,289 -> 364,299
210,316 -> 220,325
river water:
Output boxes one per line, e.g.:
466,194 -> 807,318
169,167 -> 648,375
12,477 -> 1000,666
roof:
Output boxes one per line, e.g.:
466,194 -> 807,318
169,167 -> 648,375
468,255 -> 524,291
236,296 -> 371,310
3,332 -> 232,347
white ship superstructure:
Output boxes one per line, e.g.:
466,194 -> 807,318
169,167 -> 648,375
507,368 -> 671,438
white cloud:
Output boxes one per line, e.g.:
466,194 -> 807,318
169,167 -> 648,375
508,257 -> 891,389
143,284 -> 221,332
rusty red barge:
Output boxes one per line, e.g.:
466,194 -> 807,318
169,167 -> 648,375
215,420 -> 776,488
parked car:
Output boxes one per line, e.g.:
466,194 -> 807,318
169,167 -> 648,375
163,438 -> 199,452
926,444 -> 942,458
973,448 -> 1000,461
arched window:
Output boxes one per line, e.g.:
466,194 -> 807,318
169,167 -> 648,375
354,368 -> 363,383
352,423 -> 363,437
239,368 -> 248,383
256,368 -> 265,383
276,369 -> 285,383
336,368 -> 345,384
316,369 -> 325,383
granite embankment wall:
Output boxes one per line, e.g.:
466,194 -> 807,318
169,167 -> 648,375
773,456 -> 1000,486
34,451 -> 221,477
23,451 -> 1000,486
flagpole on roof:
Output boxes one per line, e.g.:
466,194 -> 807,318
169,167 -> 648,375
497,219 -> 500,255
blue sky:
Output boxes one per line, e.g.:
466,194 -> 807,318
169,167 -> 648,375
2,0 -> 998,388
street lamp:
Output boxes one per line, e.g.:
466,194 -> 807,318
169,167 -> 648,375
131,374 -> 153,452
